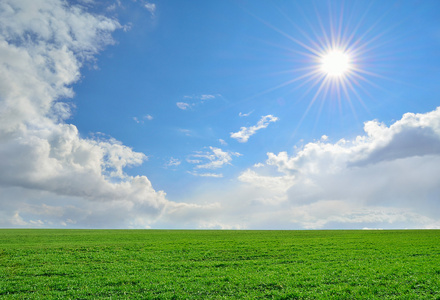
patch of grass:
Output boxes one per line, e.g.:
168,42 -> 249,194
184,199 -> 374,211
1,229 -> 440,299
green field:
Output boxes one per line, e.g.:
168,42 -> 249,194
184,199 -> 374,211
1,230 -> 440,299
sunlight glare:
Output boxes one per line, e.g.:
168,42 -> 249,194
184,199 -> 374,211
252,1 -> 387,132
320,50 -> 351,77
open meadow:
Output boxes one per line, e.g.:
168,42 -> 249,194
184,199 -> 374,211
1,229 -> 440,299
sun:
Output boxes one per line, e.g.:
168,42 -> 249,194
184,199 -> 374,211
320,49 -> 351,77
251,0 -> 389,129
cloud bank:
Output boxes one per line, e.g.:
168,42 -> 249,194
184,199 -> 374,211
0,0 -> 170,228
154,107 -> 440,229
234,108 -> 440,228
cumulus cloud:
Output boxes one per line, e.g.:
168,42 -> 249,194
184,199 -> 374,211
0,0 -> 170,228
157,107 -> 440,229
175,108 -> 440,230
0,0 -> 118,131
236,108 -> 440,228
231,115 -> 278,143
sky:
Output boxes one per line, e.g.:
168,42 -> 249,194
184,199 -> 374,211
1,0 -> 440,229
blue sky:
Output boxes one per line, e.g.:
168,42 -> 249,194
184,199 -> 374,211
1,0 -> 440,229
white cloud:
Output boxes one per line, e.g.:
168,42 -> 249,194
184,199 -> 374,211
145,107 -> 440,230
188,172 -> 223,178
107,4 -> 117,11
231,115 -> 279,143
239,169 -> 294,194
219,139 -> 228,146
133,114 -> 153,123
200,94 -> 216,101
176,102 -> 191,110
3,1 -> 439,230
235,107 -> 440,228
178,128 -> 192,136
0,0 -> 170,228
165,157 -> 181,168
176,94 -> 220,110
144,3 -> 156,15
188,147 -> 241,170
239,110 -> 253,117
185,147 -> 241,179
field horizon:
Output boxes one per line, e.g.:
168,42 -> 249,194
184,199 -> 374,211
1,229 -> 440,299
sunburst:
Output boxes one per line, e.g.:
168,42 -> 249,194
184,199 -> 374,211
250,2 -> 395,129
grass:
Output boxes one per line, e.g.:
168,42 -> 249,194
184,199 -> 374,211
1,229 -> 440,299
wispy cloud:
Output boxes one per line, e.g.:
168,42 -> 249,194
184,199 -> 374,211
176,102 -> 192,110
187,147 -> 241,171
239,110 -> 254,117
133,114 -> 153,124
176,94 -> 221,110
231,115 -> 279,143
144,2 -> 156,15
219,139 -> 228,146
178,128 -> 192,136
107,0 -> 122,11
188,171 -> 224,178
165,157 -> 181,168
200,94 -> 216,100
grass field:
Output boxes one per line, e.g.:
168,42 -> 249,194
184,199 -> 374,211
1,230 -> 440,299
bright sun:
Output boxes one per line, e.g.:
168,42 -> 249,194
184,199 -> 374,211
257,2 -> 381,124
320,50 -> 351,77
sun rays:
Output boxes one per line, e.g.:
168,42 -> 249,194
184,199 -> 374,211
251,2 -> 396,129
